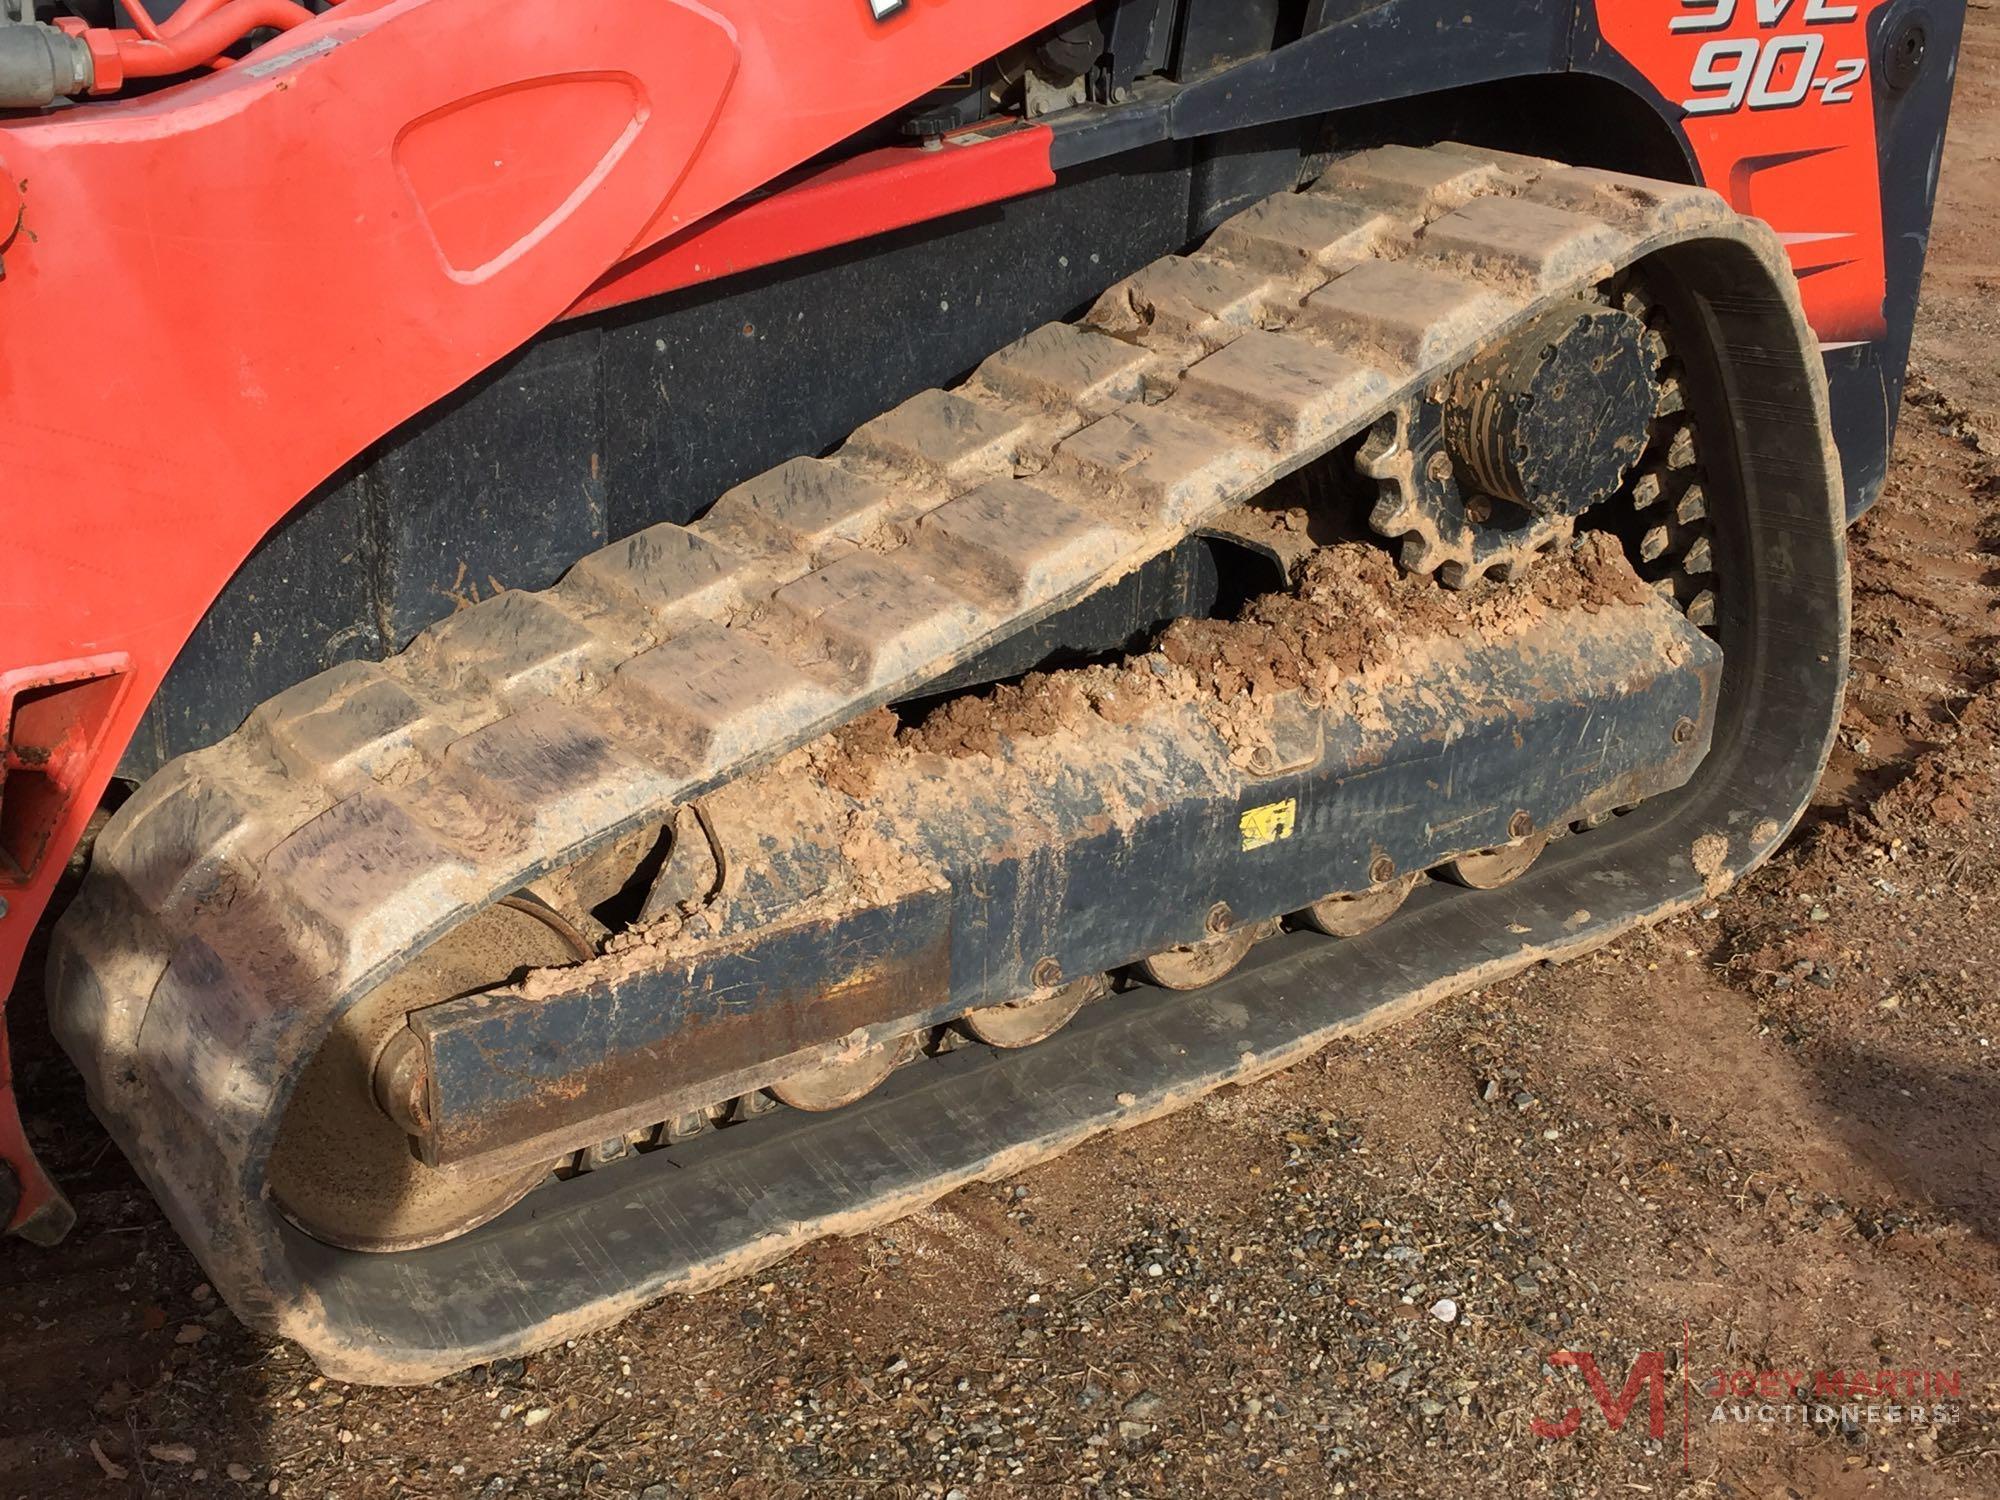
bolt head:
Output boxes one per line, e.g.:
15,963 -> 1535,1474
1205,902 -> 1234,935
1369,854 -> 1397,885
1673,716 -> 1697,745
1031,957 -> 1063,989
1508,810 -> 1534,841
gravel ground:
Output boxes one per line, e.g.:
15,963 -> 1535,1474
4,18 -> 1999,1498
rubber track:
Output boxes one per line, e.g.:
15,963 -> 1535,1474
48,143 -> 1767,1353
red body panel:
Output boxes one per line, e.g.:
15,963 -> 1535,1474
569,125 -> 1057,318
1600,0 -> 1891,344
0,0 -> 1076,1232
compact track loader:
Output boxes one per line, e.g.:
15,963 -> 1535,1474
0,0 -> 1962,1380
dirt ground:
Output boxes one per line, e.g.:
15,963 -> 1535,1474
5,22 -> 2000,1499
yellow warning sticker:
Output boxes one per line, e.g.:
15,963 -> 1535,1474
1239,798 -> 1297,851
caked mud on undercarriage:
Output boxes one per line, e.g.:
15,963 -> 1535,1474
46,144 -> 1847,1383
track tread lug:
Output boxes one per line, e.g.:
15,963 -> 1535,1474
697,457 -> 903,557
1310,143 -> 1513,215
973,322 -> 1160,422
611,624 -> 846,776
400,590 -> 624,709
1086,255 -> 1287,353
1172,329 -> 1393,447
766,550 -> 998,691
844,389 -> 1033,486
257,788 -> 479,980
561,521 -> 746,625
1050,404 -> 1267,527
1525,164 -> 1729,236
1203,192 -> 1402,279
915,478 -> 1133,607
1418,195 -> 1633,292
249,662 -> 437,789
1298,259 -> 1518,372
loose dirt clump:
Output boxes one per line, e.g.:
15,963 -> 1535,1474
900,531 -> 1653,763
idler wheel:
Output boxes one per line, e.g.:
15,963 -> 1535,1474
269,896 -> 592,1253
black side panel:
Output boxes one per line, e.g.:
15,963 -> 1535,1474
591,145 -> 1190,540
125,147 -> 1196,779
1168,0 -> 1571,137
127,471 -> 384,773
1172,0 -> 1286,76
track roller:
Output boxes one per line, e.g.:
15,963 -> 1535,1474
960,975 -> 1102,1047
1296,871 -> 1422,938
767,1032 -> 921,1111
1136,906 -> 1260,990
1440,828 -> 1552,889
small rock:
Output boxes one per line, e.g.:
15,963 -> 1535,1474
1124,1390 -> 1164,1420
1809,904 -> 1830,921
1478,1079 -> 1501,1104
1429,1298 -> 1458,1324
1512,1091 -> 1536,1111
174,1323 -> 206,1345
227,1464 -> 253,1482
148,1443 -> 198,1465
1513,1274 -> 1541,1294
1115,1092 -> 1138,1107
639,1485 -> 676,1500
522,1407 -> 551,1428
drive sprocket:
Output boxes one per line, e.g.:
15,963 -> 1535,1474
1363,295 -> 1667,588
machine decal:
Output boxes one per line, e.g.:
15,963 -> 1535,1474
1240,799 -> 1298,852
1599,0 -> 1891,342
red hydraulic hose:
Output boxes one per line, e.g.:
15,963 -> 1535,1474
158,0 -> 340,35
113,0 -> 310,78
116,0 -> 165,42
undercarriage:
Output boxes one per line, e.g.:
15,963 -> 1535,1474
46,143 -> 1847,1383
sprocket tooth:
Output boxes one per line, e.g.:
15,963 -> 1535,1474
1437,557 -> 1475,589
1357,419 -> 1403,479
1368,487 -> 1421,536
1399,532 -> 1443,574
